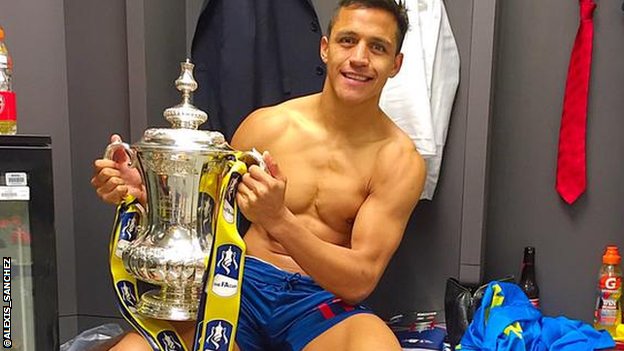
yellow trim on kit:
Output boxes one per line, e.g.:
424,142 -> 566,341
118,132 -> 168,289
503,322 -> 523,339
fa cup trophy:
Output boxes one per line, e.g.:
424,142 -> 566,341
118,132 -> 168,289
105,60 -> 261,350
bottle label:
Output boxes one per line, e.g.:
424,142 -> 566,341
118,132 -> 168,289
0,91 -> 16,121
596,295 -> 620,326
596,274 -> 622,326
529,298 -> 540,308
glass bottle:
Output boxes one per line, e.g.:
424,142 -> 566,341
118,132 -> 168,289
519,246 -> 540,308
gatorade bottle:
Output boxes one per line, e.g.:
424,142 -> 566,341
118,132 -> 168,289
594,245 -> 622,336
0,25 -> 17,135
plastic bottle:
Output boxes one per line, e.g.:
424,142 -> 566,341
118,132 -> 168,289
0,25 -> 17,135
519,246 -> 540,308
593,245 -> 622,336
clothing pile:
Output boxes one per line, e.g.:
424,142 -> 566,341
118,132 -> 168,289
459,282 -> 614,351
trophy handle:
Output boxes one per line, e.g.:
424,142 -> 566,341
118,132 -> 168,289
236,148 -> 266,171
103,141 -> 146,233
103,140 -> 138,168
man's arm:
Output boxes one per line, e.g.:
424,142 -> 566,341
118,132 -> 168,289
235,130 -> 425,304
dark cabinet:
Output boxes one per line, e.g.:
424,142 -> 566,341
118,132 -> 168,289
0,135 -> 59,350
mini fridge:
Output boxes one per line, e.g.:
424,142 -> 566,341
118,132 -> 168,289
0,135 -> 59,350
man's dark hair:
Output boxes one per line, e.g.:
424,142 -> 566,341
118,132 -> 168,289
326,0 -> 409,55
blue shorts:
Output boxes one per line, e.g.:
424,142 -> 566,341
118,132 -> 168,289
236,256 -> 372,351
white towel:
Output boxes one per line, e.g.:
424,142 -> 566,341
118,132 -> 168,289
380,0 -> 437,158
380,0 -> 459,200
423,0 -> 460,199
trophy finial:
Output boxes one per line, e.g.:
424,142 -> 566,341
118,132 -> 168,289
163,59 -> 208,130
175,59 -> 198,98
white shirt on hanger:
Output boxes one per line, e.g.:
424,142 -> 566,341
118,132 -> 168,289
380,0 -> 459,200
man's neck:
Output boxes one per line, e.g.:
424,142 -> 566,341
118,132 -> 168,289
316,88 -> 385,138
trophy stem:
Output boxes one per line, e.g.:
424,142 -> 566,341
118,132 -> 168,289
137,285 -> 202,321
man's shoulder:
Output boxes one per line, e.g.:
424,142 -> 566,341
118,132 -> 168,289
378,134 -> 423,170
371,123 -> 426,192
248,94 -> 317,122
378,119 -> 422,162
239,105 -> 290,135
232,94 -> 319,149
244,94 -> 319,130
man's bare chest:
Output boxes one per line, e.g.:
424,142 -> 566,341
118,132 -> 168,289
275,147 -> 373,232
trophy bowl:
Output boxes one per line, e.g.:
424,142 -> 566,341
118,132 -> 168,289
106,60 -> 259,321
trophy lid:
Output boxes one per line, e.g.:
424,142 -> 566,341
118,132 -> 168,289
135,59 -> 233,153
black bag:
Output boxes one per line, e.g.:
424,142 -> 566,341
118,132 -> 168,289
444,276 -> 515,348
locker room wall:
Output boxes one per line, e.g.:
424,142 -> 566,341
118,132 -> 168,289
0,0 -> 498,341
484,0 -> 624,323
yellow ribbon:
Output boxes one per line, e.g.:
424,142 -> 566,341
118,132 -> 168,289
109,159 -> 248,351
193,159 -> 247,350
109,195 -> 186,350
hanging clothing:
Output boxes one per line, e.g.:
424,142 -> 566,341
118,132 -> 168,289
191,0 -> 326,140
379,0 -> 437,159
380,0 -> 460,200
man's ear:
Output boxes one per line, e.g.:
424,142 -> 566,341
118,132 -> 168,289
389,52 -> 404,78
320,36 -> 329,63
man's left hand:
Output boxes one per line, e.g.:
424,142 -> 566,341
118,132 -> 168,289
236,151 -> 288,229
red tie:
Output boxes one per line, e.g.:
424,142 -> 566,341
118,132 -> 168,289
556,0 -> 596,205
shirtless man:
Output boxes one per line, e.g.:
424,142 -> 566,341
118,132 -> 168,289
91,1 -> 425,350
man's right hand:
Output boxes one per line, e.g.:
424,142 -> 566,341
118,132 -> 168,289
91,134 -> 145,205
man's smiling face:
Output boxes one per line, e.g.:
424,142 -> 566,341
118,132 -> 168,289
320,6 -> 403,105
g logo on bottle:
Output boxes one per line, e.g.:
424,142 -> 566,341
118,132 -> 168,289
606,277 -> 619,290
600,275 -> 621,290
0,94 -> 5,114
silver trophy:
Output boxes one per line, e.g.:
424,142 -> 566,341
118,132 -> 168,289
104,59 -> 262,321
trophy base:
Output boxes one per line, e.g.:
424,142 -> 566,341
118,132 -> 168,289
137,287 -> 200,321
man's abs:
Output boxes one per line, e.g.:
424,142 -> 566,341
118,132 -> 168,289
244,220 -> 349,274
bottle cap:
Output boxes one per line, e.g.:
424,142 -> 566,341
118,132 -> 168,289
603,245 -> 621,265
0,27 -> 4,40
